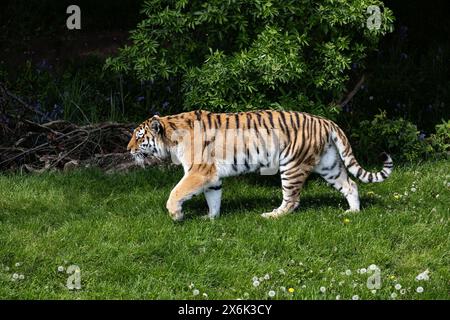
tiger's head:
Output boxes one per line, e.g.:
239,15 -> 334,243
127,116 -> 169,164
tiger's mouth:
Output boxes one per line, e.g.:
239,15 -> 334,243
131,151 -> 146,165
131,150 -> 161,165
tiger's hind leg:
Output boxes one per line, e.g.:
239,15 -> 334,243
314,145 -> 360,212
261,163 -> 313,219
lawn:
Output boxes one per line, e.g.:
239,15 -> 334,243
0,160 -> 448,300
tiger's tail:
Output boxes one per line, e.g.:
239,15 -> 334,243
330,124 -> 393,183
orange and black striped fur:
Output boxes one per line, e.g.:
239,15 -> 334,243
127,110 -> 393,221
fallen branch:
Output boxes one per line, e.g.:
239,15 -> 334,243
338,75 -> 366,108
0,82 -> 51,121
0,83 -> 146,173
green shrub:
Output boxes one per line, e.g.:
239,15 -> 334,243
106,0 -> 394,116
350,111 -> 429,163
427,120 -> 450,159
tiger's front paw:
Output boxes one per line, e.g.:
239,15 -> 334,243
166,200 -> 184,222
261,209 -> 288,219
169,211 -> 184,222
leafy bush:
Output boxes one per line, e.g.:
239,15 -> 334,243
427,120 -> 450,159
106,0 -> 394,116
350,111 -> 429,163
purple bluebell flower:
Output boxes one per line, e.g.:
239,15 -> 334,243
0,114 -> 10,124
49,104 -> 63,120
33,101 -> 42,112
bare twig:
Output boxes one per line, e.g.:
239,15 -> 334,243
0,82 -> 51,121
338,75 -> 365,108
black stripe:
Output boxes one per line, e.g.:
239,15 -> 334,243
356,168 -> 363,177
267,111 -> 275,128
295,112 -> 301,128
216,114 -> 221,128
279,112 -> 288,131
207,112 -> 213,128
169,122 -> 177,130
256,112 -> 263,126
195,110 -> 202,121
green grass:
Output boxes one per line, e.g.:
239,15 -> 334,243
0,161 -> 449,300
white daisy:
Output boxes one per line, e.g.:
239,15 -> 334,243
253,280 -> 260,287
368,264 -> 378,271
391,292 -> 397,299
193,289 -> 200,296
320,286 -> 326,293
345,269 -> 352,276
12,273 -> 19,279
264,274 -> 270,280
352,295 -> 359,300
335,295 -> 341,300
58,266 -> 65,272
416,286 -> 424,293
415,269 -> 430,281
360,268 -> 367,274
395,284 -> 402,290
19,274 -> 25,280
268,290 -> 276,298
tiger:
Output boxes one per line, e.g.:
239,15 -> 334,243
127,110 -> 393,221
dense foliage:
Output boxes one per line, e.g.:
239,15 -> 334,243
349,112 -> 449,163
106,0 -> 394,116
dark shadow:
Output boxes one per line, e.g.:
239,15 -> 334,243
182,189 -> 383,219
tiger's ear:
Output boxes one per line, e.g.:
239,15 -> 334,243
150,118 -> 163,134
